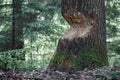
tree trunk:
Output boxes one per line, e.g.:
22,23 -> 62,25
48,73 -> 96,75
49,0 -> 108,71
12,0 -> 23,49
11,0 -> 25,60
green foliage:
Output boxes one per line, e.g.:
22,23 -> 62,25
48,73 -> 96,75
0,0 -> 68,70
106,0 -> 120,65
0,49 -> 26,70
0,0 -> 120,71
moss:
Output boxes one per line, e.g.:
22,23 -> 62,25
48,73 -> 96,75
50,46 -> 108,70
52,52 -> 67,65
73,47 -> 107,70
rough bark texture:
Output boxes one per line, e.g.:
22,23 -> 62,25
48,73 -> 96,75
49,0 -> 108,71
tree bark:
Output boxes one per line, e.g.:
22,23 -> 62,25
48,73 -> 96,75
11,0 -> 25,60
49,0 -> 108,71
12,0 -> 23,49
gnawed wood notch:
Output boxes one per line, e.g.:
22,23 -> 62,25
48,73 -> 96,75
48,0 -> 108,71
62,10 -> 98,39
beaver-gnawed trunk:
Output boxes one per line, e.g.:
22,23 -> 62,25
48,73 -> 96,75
48,0 -> 108,71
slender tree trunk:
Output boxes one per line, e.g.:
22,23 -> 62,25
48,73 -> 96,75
49,0 -> 108,71
12,0 -> 23,49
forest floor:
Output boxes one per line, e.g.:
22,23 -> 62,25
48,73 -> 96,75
0,66 -> 120,80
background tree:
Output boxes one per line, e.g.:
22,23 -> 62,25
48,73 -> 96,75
0,0 -> 65,70
12,0 -> 24,49
49,0 -> 108,71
